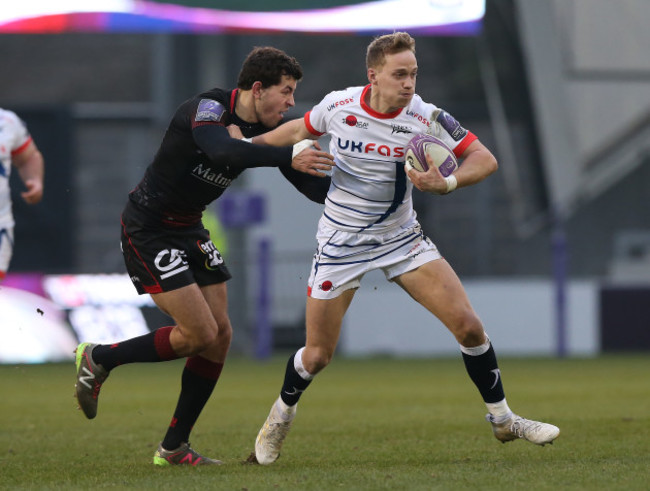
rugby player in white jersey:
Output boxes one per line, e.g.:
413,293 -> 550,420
243,32 -> 560,464
0,108 -> 45,281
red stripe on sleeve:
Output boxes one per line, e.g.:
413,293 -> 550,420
453,131 -> 477,158
304,112 -> 324,137
11,137 -> 32,156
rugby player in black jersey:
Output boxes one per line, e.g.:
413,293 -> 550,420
73,47 -> 334,466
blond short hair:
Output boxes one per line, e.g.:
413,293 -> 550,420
366,32 -> 416,69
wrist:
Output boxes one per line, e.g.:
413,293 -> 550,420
292,139 -> 314,159
444,174 -> 457,193
241,137 -> 252,143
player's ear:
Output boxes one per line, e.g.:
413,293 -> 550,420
367,68 -> 377,84
251,81 -> 264,99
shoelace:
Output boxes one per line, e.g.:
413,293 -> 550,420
510,417 -> 542,438
265,420 -> 291,450
268,420 -> 292,434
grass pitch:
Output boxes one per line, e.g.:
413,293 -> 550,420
1,355 -> 648,490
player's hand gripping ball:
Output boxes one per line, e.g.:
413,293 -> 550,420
405,134 -> 458,177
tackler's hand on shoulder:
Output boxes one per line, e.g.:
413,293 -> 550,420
291,140 -> 335,177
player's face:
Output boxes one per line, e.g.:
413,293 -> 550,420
255,75 -> 298,128
369,50 -> 417,112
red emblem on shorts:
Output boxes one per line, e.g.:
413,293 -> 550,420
345,115 -> 357,126
320,280 -> 333,291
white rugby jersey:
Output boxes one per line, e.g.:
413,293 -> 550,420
305,85 -> 476,233
0,109 -> 32,227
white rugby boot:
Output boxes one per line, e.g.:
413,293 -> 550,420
487,412 -> 560,446
254,398 -> 296,465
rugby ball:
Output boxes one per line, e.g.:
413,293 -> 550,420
405,134 -> 458,177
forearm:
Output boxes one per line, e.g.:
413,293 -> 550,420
15,146 -> 44,184
454,148 -> 498,189
252,118 -> 312,146
194,125 -> 292,170
406,139 -> 497,195
14,143 -> 45,204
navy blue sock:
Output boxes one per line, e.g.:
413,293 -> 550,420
280,353 -> 312,406
461,343 -> 506,403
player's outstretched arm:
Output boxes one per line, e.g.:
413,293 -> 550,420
194,123 -> 295,170
252,118 -> 313,147
224,122 -> 334,177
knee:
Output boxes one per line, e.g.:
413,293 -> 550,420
450,311 -> 485,347
194,320 -> 233,354
186,329 -> 218,354
216,321 -> 232,352
302,346 -> 334,375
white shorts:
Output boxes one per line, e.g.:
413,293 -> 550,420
0,226 -> 14,276
307,220 -> 442,299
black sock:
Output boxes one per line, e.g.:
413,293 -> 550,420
461,342 -> 506,403
162,356 -> 223,451
279,353 -> 312,406
92,326 -> 178,371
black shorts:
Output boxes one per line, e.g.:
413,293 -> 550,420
120,207 -> 231,295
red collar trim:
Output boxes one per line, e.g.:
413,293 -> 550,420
230,89 -> 238,112
360,85 -> 404,119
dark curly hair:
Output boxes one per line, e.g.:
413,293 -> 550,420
237,47 -> 303,89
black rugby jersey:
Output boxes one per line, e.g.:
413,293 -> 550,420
127,88 -> 328,227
